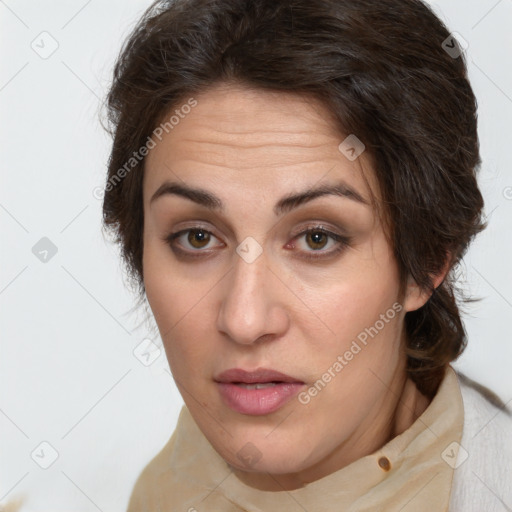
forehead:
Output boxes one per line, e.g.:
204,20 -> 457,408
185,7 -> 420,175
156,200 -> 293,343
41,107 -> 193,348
142,83 -> 379,207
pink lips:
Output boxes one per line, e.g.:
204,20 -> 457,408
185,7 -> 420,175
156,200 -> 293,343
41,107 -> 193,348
215,368 -> 305,415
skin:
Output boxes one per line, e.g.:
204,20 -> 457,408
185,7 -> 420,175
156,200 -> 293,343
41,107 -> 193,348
142,82 -> 447,491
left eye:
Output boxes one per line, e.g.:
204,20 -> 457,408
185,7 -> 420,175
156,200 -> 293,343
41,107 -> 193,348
296,229 -> 337,251
290,227 -> 350,257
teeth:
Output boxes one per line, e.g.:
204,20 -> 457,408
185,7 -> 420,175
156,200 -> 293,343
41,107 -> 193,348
237,382 -> 278,390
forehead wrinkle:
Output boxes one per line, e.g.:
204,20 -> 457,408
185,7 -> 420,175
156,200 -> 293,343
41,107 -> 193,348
170,156 -> 344,170
164,136 -> 341,171
176,138 -> 332,150
176,124 -> 335,146
174,110 -> 340,143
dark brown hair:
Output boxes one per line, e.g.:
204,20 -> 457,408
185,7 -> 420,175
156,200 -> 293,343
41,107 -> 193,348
101,0 -> 486,397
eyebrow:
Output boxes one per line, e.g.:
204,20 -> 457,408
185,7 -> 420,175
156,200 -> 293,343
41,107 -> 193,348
149,179 -> 370,215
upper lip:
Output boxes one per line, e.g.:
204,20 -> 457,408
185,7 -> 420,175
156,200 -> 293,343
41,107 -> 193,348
214,368 -> 304,384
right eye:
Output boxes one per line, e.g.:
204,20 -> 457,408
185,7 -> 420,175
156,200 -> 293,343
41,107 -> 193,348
164,227 -> 225,256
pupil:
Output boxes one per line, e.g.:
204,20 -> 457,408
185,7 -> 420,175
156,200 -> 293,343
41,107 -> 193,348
308,231 -> 327,249
189,229 -> 210,248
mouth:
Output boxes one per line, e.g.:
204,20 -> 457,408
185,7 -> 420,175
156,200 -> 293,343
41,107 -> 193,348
214,368 -> 305,416
233,382 -> 281,390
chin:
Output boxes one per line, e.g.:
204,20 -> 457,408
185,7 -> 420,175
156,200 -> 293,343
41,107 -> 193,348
218,433 -> 319,475
229,451 -> 308,475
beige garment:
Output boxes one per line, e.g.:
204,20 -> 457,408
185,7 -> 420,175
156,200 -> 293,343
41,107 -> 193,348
127,366 -> 464,512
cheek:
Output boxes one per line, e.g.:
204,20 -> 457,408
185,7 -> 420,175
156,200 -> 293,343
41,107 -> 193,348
142,240 -> 219,375
143,235 -> 206,328
304,239 -> 402,350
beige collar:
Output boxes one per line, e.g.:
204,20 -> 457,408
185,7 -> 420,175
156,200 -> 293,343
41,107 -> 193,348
128,366 -> 464,512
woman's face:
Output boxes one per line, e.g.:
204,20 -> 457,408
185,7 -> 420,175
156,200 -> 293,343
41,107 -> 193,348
142,83 -> 430,487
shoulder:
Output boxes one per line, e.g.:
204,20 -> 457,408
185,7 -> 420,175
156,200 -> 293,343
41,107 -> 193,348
125,406 -> 224,511
456,371 -> 512,444
125,428 -> 181,512
449,370 -> 512,511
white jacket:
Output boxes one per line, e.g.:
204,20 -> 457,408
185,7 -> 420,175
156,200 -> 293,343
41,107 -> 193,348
449,372 -> 512,511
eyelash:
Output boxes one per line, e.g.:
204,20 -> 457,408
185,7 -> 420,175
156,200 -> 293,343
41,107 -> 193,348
163,225 -> 352,261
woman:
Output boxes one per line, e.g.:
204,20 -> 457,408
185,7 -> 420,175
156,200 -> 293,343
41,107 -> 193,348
101,0 -> 512,510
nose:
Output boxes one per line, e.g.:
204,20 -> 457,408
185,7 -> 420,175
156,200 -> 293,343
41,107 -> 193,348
216,247 -> 290,345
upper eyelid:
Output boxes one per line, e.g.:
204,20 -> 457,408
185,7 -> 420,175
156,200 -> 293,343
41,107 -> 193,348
169,216 -> 348,236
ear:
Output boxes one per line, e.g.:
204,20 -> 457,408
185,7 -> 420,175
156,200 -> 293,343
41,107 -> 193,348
403,252 -> 452,313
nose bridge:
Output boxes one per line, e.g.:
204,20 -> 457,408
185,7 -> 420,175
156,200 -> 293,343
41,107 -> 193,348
216,245 -> 286,344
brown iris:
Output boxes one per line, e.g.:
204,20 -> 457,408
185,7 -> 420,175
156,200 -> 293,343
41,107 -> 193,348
188,229 -> 210,248
306,231 -> 328,250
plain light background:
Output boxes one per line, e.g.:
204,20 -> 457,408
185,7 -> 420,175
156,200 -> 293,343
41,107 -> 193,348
1,0 -> 511,510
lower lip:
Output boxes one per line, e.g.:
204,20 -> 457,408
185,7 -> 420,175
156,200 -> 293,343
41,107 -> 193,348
216,382 -> 304,415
